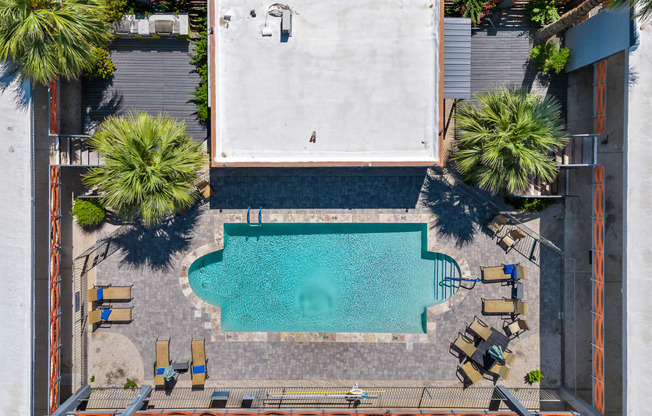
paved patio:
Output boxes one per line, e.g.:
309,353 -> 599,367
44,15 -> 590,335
87,168 -> 563,389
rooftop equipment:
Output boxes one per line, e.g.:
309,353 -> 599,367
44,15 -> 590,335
281,10 -> 292,36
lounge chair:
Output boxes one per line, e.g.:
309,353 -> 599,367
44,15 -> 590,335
486,214 -> 509,236
452,333 -> 477,357
467,316 -> 492,340
191,339 -> 206,388
197,180 -> 214,199
504,348 -> 516,367
499,229 -> 526,252
504,319 -> 531,338
88,285 -> 132,302
481,264 -> 527,283
458,361 -> 483,386
482,298 -> 527,316
154,339 -> 170,388
89,307 -> 133,324
489,362 -> 511,379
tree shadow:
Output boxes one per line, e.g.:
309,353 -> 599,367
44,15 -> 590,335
421,168 -> 492,247
0,64 -> 31,110
112,204 -> 203,271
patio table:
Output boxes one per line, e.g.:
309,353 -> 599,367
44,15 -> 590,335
470,328 -> 510,369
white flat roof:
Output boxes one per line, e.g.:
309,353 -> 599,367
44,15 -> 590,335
0,69 -> 33,415
212,0 -> 440,165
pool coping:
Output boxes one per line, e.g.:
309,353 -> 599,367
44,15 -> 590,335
179,212 -> 471,343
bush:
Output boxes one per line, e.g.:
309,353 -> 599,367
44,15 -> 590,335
505,196 -> 558,213
189,11 -> 209,123
104,0 -> 128,23
123,378 -> 138,390
527,369 -> 544,384
525,0 -> 560,26
83,48 -> 116,79
453,0 -> 495,27
530,42 -> 570,74
71,198 -> 106,227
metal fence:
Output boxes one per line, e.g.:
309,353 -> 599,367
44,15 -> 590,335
82,387 -> 563,411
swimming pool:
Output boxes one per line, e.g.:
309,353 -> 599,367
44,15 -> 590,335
188,223 -> 460,333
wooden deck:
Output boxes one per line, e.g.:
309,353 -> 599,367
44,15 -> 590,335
82,38 -> 206,141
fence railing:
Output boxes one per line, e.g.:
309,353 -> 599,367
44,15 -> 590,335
81,387 -> 564,411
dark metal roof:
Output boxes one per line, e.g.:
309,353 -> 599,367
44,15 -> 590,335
82,37 -> 207,141
443,17 -> 471,99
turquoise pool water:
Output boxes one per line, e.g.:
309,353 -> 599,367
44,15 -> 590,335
188,223 -> 460,333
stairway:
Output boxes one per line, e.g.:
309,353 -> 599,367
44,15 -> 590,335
434,253 -> 461,303
187,0 -> 207,34
58,136 -> 101,166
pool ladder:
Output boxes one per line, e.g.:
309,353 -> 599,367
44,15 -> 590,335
248,206 -> 262,226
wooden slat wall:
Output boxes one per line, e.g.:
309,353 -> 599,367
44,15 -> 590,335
82,38 -> 207,141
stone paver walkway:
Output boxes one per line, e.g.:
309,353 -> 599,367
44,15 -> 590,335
89,168 -> 563,389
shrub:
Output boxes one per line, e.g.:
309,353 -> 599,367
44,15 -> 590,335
189,11 -> 209,123
104,0 -> 128,23
71,198 -> 106,227
527,369 -> 544,384
453,0 -> 495,27
530,42 -> 570,74
525,0 -> 561,26
123,378 -> 138,390
505,196 -> 559,213
84,48 -> 117,80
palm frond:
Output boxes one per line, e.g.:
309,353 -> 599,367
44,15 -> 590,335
452,86 -> 567,194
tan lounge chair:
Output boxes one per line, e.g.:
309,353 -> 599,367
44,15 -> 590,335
482,299 -> 527,316
197,180 -> 214,199
191,339 -> 206,388
468,316 -> 492,340
504,319 -> 531,338
489,362 -> 511,379
481,265 -> 527,283
487,214 -> 509,236
88,285 -> 132,302
89,307 -> 133,324
504,348 -> 516,367
499,229 -> 526,252
452,333 -> 477,357
154,339 -> 170,388
459,361 -> 483,386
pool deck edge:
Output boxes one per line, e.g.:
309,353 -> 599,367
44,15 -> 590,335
178,212 -> 472,344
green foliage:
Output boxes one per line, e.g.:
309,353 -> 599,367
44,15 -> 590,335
0,0 -> 111,84
504,196 -> 559,212
123,378 -> 137,390
525,0 -> 560,26
527,369 -> 544,383
71,198 -> 107,227
83,48 -> 116,80
83,112 -> 208,227
452,87 -> 567,195
155,0 -> 191,14
530,42 -> 570,74
453,0 -> 495,27
189,10 -> 209,123
90,375 -> 95,383
104,0 -> 128,23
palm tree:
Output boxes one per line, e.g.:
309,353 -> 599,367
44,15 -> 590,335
83,112 -> 208,227
535,0 -> 650,44
452,87 -> 566,195
0,0 -> 110,84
